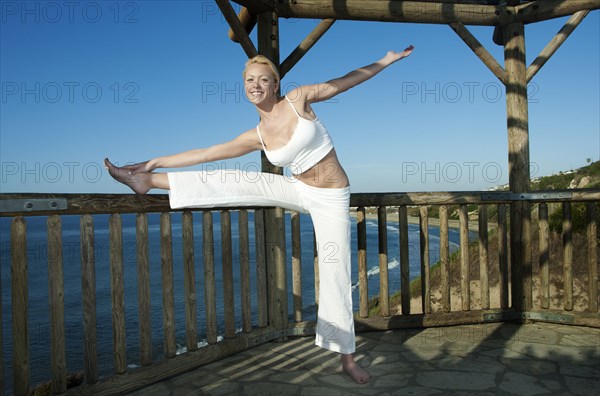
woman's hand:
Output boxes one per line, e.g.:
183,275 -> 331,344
383,45 -> 415,65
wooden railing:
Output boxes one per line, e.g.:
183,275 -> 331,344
1,190 -> 598,395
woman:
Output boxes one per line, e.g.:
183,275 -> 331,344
105,45 -> 414,384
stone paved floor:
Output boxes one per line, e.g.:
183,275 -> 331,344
127,322 -> 599,395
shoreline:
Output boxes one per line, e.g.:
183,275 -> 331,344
350,211 -> 484,232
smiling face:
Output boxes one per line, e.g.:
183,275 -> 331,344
243,62 -> 279,105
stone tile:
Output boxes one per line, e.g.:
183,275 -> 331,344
411,362 -> 436,372
509,342 -> 598,363
300,386 -> 346,396
242,382 -> 300,395
368,362 -> 414,376
559,362 -> 600,378
511,324 -> 559,345
372,373 -> 412,388
498,357 -> 558,376
564,375 -> 600,396
471,347 -> 529,360
415,371 -> 496,391
400,346 -> 446,361
433,356 -> 502,373
126,382 -> 174,395
199,380 -> 242,396
539,379 -> 563,392
268,370 -> 321,386
368,352 -> 409,368
390,386 -> 443,395
170,369 -> 221,386
560,333 -> 600,347
498,372 -> 551,395
319,373 -> 360,388
235,367 -> 282,382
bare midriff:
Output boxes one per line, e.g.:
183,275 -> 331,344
294,149 -> 350,188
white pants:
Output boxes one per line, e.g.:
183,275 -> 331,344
168,170 -> 355,354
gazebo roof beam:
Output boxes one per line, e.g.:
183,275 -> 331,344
217,0 -> 258,58
526,10 -> 591,83
280,19 -> 336,79
449,22 -> 508,84
259,1 -> 506,26
517,0 -> 599,24
232,1 -> 599,26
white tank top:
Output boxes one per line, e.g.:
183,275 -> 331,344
256,96 -> 334,175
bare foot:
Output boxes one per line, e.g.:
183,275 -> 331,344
341,354 -> 371,384
104,158 -> 152,194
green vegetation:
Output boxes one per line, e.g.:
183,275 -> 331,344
533,160 -> 600,190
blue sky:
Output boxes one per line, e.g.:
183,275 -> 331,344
1,1 -> 599,194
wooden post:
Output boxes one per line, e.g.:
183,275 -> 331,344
459,205 -> 470,311
419,206 -> 431,314
203,211 -> 218,344
254,209 -> 268,328
239,210 -> 252,332
538,203 -> 550,309
478,205 -> 489,310
221,210 -> 236,338
136,213 -> 152,366
357,207 -> 368,318
258,11 -> 288,333
503,16 -> 532,312
439,205 -> 450,312
181,211 -> 198,351
11,217 -> 29,396
47,215 -> 67,393
160,213 -> 176,357
378,206 -> 390,316
498,204 -> 509,309
291,211 -> 303,322
562,202 -> 574,311
81,214 -> 98,383
399,206 -> 410,315
587,203 -> 598,313
109,213 -> 127,374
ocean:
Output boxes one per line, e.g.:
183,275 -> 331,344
0,211 -> 465,389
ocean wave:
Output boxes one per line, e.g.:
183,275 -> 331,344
351,258 -> 400,291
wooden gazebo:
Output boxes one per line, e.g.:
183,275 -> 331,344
217,0 -> 600,313
1,1 -> 598,395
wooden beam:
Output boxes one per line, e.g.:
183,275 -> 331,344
526,10 -> 590,83
449,22 -> 507,84
271,0 -> 506,26
235,0 -> 599,26
228,7 -> 257,43
517,0 -> 600,24
2,189 -> 600,217
232,0 -> 270,13
216,0 -> 258,58
280,19 -> 335,79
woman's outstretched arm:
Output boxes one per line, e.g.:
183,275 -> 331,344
115,129 -> 262,174
300,45 -> 414,104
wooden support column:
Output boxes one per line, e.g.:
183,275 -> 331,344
257,11 -> 288,333
503,16 -> 532,312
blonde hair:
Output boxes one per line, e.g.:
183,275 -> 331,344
243,55 -> 280,82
